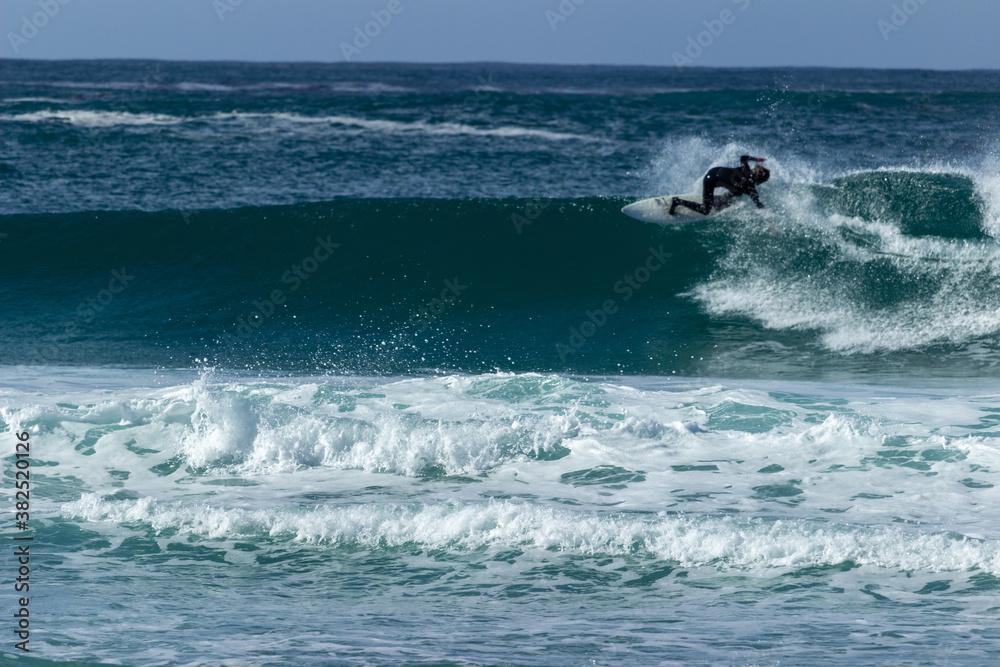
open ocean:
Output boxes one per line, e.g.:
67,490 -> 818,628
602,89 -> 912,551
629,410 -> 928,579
2,60 -> 1000,665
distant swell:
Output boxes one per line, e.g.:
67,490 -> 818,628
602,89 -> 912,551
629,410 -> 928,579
1,109 -> 597,141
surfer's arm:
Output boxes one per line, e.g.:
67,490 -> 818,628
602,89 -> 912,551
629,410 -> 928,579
746,183 -> 764,208
740,155 -> 766,168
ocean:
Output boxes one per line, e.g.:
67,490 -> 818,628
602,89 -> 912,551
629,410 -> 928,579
1,60 -> 999,665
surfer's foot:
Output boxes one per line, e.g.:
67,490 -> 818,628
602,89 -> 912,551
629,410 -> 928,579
669,198 -> 678,216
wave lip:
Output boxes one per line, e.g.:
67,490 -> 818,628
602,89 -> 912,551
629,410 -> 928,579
688,167 -> 1000,355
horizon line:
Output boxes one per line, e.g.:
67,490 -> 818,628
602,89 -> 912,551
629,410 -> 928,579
1,58 -> 998,73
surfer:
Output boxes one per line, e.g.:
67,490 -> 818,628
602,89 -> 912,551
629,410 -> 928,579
669,155 -> 769,216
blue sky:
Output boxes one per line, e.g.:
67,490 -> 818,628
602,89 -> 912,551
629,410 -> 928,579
1,0 -> 996,69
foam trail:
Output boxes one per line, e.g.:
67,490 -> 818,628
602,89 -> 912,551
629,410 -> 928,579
682,156 -> 1000,353
264,113 -> 597,141
5,110 -> 182,127
2,108 -> 595,141
64,495 -> 1000,574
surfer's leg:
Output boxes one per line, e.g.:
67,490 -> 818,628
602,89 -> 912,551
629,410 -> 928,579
669,174 -> 717,216
670,195 -> 713,215
714,192 -> 735,211
699,177 -> 718,214
701,190 -> 714,214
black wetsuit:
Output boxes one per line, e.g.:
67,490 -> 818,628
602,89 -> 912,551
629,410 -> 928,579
671,155 -> 764,215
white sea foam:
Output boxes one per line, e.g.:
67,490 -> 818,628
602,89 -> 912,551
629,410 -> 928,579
691,272 -> 1000,354
14,79 -> 416,94
166,375 -> 582,476
676,152 -> 1000,353
2,97 -> 69,104
5,110 -> 183,127
2,108 -> 594,141
0,371 -> 995,512
63,494 -> 1000,574
2,369 -> 996,549
261,112 -> 595,141
975,151 -> 1000,238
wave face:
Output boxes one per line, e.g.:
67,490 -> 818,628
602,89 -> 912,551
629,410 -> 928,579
3,171 -> 998,379
1,61 -> 997,379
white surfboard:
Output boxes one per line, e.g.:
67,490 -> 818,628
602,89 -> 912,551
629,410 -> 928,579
622,194 -> 710,224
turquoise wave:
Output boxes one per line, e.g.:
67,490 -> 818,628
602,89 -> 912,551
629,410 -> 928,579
1,168 -> 995,378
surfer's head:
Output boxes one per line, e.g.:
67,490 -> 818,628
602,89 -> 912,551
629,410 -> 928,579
752,165 -> 770,184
